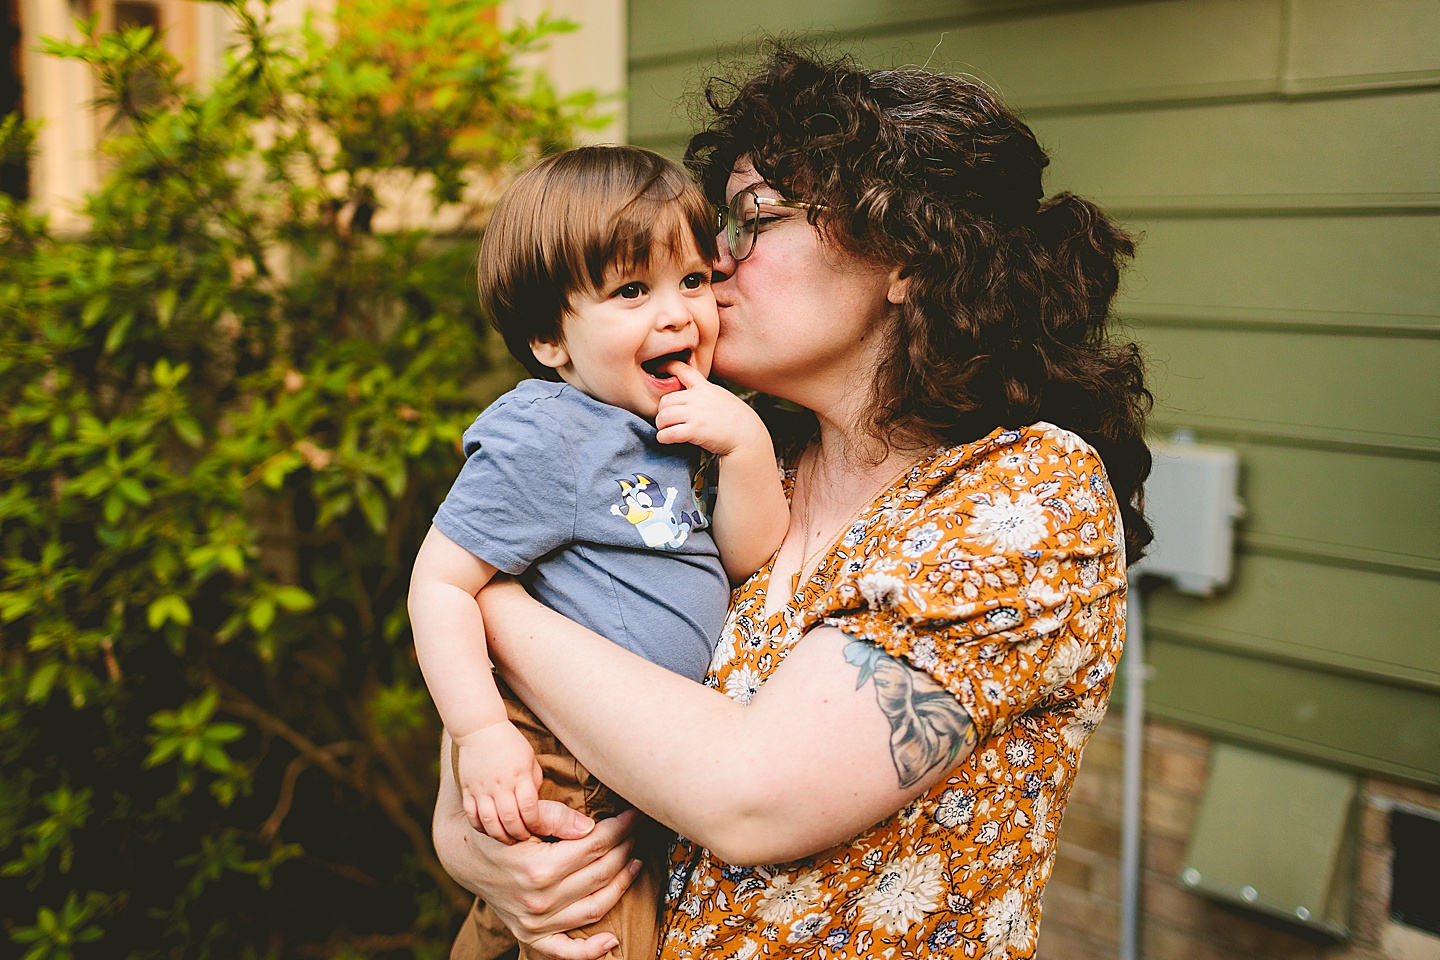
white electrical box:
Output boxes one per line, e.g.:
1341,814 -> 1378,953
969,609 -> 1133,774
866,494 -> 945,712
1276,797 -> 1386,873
1132,438 -> 1243,596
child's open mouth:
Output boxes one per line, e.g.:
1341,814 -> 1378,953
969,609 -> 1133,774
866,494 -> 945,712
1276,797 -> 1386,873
641,349 -> 692,379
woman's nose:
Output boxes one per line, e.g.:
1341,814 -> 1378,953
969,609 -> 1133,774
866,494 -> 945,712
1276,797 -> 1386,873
712,230 -> 737,281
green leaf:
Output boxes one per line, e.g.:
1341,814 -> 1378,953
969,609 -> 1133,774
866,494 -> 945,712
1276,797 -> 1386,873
81,295 -> 109,328
405,428 -> 432,457
103,311 -> 134,354
200,743 -> 233,773
146,594 -> 192,629
172,414 -> 203,447
116,477 -> 151,506
380,458 -> 406,497
316,492 -> 353,528
65,668 -> 91,707
144,738 -> 181,767
151,546 -> 180,582
163,622 -> 188,655
272,585 -> 314,613
155,287 -> 178,327
0,590 -> 35,622
432,84 -> 458,110
355,479 -> 387,534
217,544 -> 246,574
207,722 -> 245,743
370,680 -> 429,737
247,597 -> 276,633
211,778 -> 239,807
260,450 -> 301,490
25,662 -> 61,704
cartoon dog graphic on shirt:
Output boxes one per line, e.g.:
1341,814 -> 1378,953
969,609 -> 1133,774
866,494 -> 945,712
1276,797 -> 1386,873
610,473 -> 692,549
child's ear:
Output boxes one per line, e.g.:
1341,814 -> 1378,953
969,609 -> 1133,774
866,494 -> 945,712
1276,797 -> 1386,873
529,338 -> 569,371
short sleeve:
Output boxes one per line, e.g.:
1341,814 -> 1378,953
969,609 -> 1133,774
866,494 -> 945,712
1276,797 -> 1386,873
814,424 -> 1128,741
432,399 -> 577,575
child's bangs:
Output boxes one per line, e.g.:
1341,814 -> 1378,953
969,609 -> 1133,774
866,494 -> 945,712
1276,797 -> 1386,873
585,173 -> 718,287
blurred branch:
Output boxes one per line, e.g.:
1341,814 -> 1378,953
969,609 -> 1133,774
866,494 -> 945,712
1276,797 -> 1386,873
258,743 -> 355,843
217,678 -> 468,911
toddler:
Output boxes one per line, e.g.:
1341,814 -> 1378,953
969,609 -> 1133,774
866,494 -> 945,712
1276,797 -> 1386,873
408,145 -> 788,959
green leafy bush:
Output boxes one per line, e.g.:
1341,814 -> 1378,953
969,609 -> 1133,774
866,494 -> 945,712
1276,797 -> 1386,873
0,1 -> 590,955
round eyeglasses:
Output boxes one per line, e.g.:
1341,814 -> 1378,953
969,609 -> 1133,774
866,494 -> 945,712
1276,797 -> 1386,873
717,188 -> 826,262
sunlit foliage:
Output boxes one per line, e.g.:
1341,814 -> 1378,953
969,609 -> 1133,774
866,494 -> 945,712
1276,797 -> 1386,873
0,1 -> 590,955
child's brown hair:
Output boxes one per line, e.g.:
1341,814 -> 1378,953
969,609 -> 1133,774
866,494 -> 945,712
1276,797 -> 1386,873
478,145 -> 718,380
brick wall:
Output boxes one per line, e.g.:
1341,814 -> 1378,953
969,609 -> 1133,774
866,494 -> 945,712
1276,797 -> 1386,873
1038,715 -> 1440,960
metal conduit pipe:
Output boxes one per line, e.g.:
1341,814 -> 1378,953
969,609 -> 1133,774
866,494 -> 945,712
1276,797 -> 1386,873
1119,584 -> 1147,960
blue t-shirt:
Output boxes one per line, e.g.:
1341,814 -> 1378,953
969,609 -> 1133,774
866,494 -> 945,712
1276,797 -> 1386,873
432,379 -> 728,682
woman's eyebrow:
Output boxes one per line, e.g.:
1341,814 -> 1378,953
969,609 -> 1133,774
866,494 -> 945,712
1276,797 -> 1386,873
726,180 -> 767,201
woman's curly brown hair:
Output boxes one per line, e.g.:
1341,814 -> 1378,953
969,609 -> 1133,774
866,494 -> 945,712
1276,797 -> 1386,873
686,45 -> 1154,563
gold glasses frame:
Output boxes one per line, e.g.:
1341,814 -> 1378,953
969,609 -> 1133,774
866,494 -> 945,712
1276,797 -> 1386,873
717,188 -> 826,262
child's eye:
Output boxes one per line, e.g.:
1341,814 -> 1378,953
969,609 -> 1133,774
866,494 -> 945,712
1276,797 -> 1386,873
681,273 -> 709,290
614,282 -> 646,300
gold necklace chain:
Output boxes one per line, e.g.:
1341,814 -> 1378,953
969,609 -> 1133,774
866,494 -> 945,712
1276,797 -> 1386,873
796,445 -> 919,585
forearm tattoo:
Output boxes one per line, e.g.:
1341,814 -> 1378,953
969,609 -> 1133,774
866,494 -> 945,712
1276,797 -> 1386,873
844,640 -> 978,789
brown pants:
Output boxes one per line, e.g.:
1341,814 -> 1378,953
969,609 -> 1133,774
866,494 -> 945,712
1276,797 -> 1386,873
450,685 -> 669,960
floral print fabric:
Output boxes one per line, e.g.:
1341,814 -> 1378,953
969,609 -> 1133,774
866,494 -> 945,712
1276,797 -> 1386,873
659,423 -> 1128,960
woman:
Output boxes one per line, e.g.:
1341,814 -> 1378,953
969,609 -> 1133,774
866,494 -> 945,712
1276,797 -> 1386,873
435,47 -> 1151,960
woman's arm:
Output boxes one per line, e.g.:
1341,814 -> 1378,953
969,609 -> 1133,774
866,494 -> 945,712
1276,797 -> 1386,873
479,580 -> 977,866
432,731 -> 643,960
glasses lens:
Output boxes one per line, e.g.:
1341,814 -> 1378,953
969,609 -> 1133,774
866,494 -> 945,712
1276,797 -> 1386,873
729,191 -> 757,261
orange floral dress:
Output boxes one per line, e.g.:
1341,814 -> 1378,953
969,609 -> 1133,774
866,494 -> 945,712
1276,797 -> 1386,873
658,422 -> 1129,960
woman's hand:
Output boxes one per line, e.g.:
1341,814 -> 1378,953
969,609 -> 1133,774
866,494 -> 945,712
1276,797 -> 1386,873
434,731 -> 643,960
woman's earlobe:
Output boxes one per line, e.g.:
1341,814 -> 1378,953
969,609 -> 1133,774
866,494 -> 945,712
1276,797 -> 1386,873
529,338 -> 569,370
886,268 -> 911,305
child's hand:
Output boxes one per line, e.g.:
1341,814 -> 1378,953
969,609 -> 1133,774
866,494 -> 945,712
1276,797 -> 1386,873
453,721 -> 545,843
655,361 -> 767,456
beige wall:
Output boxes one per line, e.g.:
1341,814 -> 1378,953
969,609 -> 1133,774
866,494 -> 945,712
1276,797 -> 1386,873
506,0 -> 626,143
19,0 -> 623,226
20,0 -> 283,231
22,0 -> 99,232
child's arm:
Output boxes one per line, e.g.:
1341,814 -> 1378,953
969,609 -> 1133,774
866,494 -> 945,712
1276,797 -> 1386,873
654,363 -> 789,582
407,526 -> 543,842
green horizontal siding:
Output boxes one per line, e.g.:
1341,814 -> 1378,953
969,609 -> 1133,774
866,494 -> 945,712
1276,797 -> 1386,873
627,0 -> 1440,784
1286,0 -> 1440,92
1147,552 -> 1440,688
832,0 -> 1290,110
1040,92 -> 1439,206
629,0 -> 1440,145
628,0 -> 1070,63
1137,325 -> 1439,450
1147,640 -> 1440,785
629,0 -> 1289,143
1211,443 -> 1440,576
1120,215 -> 1440,325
